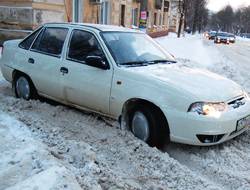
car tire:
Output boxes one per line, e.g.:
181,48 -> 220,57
14,74 -> 38,100
130,103 -> 168,148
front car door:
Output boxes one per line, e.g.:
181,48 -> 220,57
59,29 -> 113,114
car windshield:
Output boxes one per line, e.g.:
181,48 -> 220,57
101,32 -> 176,67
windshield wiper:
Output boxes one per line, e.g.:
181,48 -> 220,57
119,60 -> 176,67
119,61 -> 151,67
150,60 -> 177,64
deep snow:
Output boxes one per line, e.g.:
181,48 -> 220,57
0,33 -> 250,189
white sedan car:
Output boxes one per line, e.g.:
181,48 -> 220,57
1,23 -> 250,148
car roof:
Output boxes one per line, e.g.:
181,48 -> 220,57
43,22 -> 143,33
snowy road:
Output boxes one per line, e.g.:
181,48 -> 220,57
207,38 -> 250,73
220,39 -> 250,66
1,34 -> 250,189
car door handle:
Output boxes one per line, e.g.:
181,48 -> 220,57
60,67 -> 68,75
28,58 -> 35,64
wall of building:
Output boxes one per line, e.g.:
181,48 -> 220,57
144,0 -> 170,36
82,1 -> 99,23
0,0 -> 66,29
60,0 -> 140,27
0,0 -> 66,45
0,0 -> 180,45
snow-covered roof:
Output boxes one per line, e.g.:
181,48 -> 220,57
43,22 -> 143,33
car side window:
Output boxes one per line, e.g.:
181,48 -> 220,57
31,27 -> 68,57
19,27 -> 42,50
67,30 -> 105,63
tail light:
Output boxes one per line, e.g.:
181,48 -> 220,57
1,46 -> 3,54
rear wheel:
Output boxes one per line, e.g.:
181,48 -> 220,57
14,75 -> 37,100
130,103 -> 168,148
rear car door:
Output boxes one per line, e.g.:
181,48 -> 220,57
58,29 -> 113,114
25,27 -> 68,98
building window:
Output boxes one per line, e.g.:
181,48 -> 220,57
163,13 -> 165,26
99,1 -> 111,25
148,11 -> 151,27
164,1 -> 169,12
72,0 -> 82,23
159,13 -> 162,26
132,8 -> 138,26
154,13 -> 157,26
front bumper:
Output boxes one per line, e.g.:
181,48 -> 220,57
162,99 -> 250,146
215,38 -> 230,44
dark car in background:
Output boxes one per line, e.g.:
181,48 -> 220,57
214,32 -> 230,44
209,31 -> 216,40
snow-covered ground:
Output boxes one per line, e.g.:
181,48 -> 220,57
1,34 -> 250,189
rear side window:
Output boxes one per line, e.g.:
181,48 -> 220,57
31,27 -> 68,57
19,28 -> 42,50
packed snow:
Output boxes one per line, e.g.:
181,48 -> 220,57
1,33 -> 250,190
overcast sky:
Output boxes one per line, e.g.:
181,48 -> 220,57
206,0 -> 250,12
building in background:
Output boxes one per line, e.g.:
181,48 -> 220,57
0,0 -> 67,45
140,0 -> 171,37
0,0 -> 182,45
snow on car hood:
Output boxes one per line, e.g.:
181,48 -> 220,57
128,63 -> 244,102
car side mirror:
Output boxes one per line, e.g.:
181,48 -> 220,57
86,56 -> 110,70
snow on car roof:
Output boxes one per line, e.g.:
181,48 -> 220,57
43,22 -> 143,33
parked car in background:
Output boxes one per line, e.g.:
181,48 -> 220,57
214,32 -> 230,44
228,33 -> 236,43
1,23 -> 250,148
209,31 -> 216,40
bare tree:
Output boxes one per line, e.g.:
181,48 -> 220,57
184,0 -> 209,34
197,1 -> 209,33
208,4 -> 250,35
216,5 -> 234,32
241,6 -> 250,33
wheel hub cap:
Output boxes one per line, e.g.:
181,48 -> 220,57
16,77 -> 30,99
132,111 -> 149,142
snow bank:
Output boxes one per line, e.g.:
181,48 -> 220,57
156,33 -> 213,68
0,112 -> 82,190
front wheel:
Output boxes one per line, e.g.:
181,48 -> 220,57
130,104 -> 168,148
14,75 -> 37,100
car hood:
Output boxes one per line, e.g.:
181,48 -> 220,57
128,63 -> 243,102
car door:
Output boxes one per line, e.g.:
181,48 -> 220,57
58,29 -> 113,114
26,27 -> 69,99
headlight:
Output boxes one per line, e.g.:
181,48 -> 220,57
188,102 -> 228,118
244,91 -> 250,100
